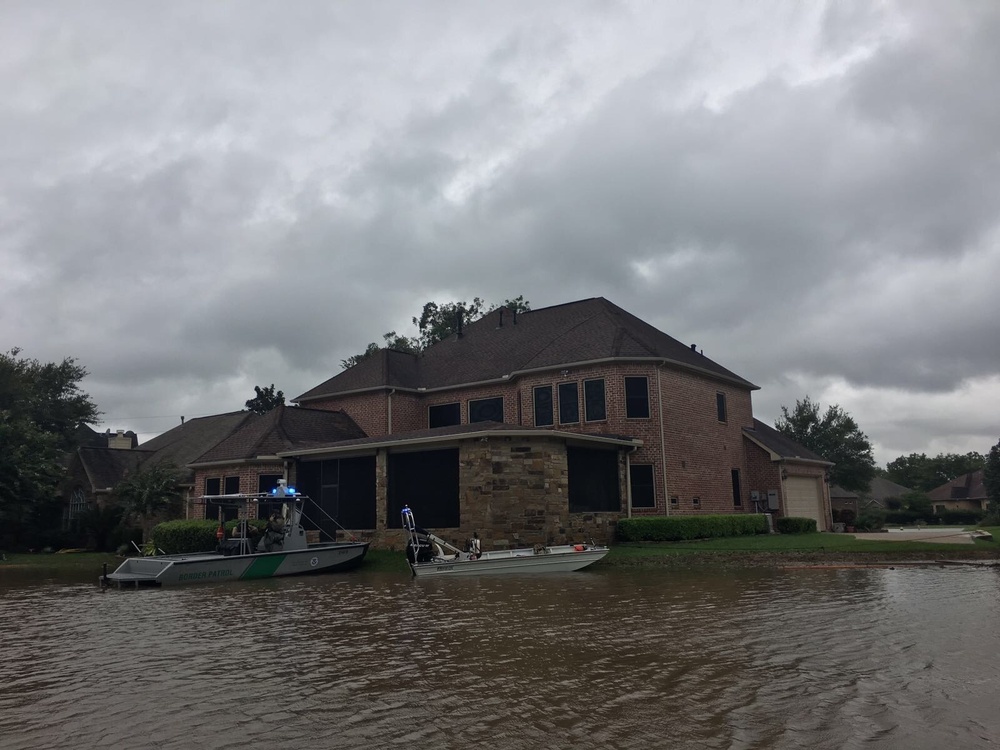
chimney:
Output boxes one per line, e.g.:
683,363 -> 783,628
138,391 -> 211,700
497,309 -> 504,328
108,429 -> 132,450
690,343 -> 697,351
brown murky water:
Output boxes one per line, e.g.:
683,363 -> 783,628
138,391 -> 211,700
1,565 -> 998,749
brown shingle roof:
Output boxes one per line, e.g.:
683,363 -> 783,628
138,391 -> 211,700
190,405 -> 366,465
743,419 -> 831,464
927,469 -> 987,502
136,411 -> 252,481
73,446 -> 151,492
296,297 -> 757,402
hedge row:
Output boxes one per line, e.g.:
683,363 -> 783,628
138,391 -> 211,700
616,514 -> 768,542
151,519 -> 268,554
884,509 -> 985,526
775,516 -> 817,534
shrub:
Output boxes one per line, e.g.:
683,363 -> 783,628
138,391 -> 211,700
150,518 -> 267,554
616,514 -> 768,542
855,510 -> 886,531
937,510 -> 985,526
775,516 -> 817,534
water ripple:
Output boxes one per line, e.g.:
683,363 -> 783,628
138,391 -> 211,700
1,567 -> 999,748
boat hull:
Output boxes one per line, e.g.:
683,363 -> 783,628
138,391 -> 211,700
410,545 -> 608,577
103,542 -> 369,587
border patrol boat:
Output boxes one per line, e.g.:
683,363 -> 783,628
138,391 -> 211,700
101,481 -> 368,588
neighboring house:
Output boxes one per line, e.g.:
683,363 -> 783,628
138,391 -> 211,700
63,297 -> 833,546
927,470 -> 989,514
64,412 -> 253,524
829,477 -> 912,516
741,419 -> 833,530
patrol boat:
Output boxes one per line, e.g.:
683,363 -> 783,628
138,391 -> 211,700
101,482 -> 369,588
401,506 -> 609,577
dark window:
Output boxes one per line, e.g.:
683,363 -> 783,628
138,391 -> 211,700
717,392 -> 727,423
584,379 -> 606,422
429,402 -> 461,428
731,469 -> 742,507
388,449 -> 460,528
670,495 -> 679,507
204,477 -> 238,522
469,397 -> 504,423
625,377 -> 650,418
630,465 -> 655,508
558,382 -> 579,424
533,385 -> 553,427
692,496 -> 701,508
295,457 -> 376,534
224,476 -> 240,495
568,447 -> 620,512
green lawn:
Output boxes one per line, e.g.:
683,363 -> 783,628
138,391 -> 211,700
606,526 -> 1000,562
4,528 -> 997,576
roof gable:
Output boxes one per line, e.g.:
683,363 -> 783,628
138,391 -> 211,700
743,419 -> 831,464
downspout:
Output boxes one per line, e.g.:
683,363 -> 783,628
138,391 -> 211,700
387,388 -> 395,435
657,361 -> 670,515
625,445 -> 639,518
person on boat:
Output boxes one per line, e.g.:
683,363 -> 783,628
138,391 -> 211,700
467,532 -> 482,560
258,511 -> 285,552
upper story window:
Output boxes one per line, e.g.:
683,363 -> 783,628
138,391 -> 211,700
558,382 -> 579,424
716,392 -> 727,423
469,396 -> 504,423
625,376 -> 650,418
584,379 -> 606,422
533,385 -> 554,427
429,402 -> 461,428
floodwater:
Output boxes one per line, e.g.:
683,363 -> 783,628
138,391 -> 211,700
1,563 -> 999,749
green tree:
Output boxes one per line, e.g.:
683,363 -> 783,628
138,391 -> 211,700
775,396 -> 877,493
0,348 -> 100,548
113,463 -> 183,541
245,384 -> 285,414
342,296 -> 531,369
885,451 -> 985,492
984,437 -> 1000,520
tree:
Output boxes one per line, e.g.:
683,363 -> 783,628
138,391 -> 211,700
342,296 -> 531,370
985,437 -> 1000,520
113,463 -> 183,541
885,451 -> 985,492
245,384 -> 285,414
775,396 -> 877,493
0,348 -> 100,548
340,331 -> 420,370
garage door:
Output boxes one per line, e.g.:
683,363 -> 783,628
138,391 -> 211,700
784,476 -> 826,530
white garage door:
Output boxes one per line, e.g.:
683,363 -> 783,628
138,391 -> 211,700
784,476 -> 825,530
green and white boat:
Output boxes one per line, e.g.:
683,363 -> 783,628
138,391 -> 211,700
101,485 -> 369,588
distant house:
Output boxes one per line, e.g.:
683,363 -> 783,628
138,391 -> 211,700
66,297 -> 833,546
829,477 -> 913,516
927,470 -> 989,514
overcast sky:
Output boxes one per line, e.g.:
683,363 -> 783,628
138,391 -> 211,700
3,1 -> 998,467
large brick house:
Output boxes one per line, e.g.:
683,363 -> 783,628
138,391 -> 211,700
280,298 -> 832,545
69,298 -> 832,547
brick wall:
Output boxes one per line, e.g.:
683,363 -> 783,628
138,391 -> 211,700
312,361 -> 757,521
190,462 -> 285,520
